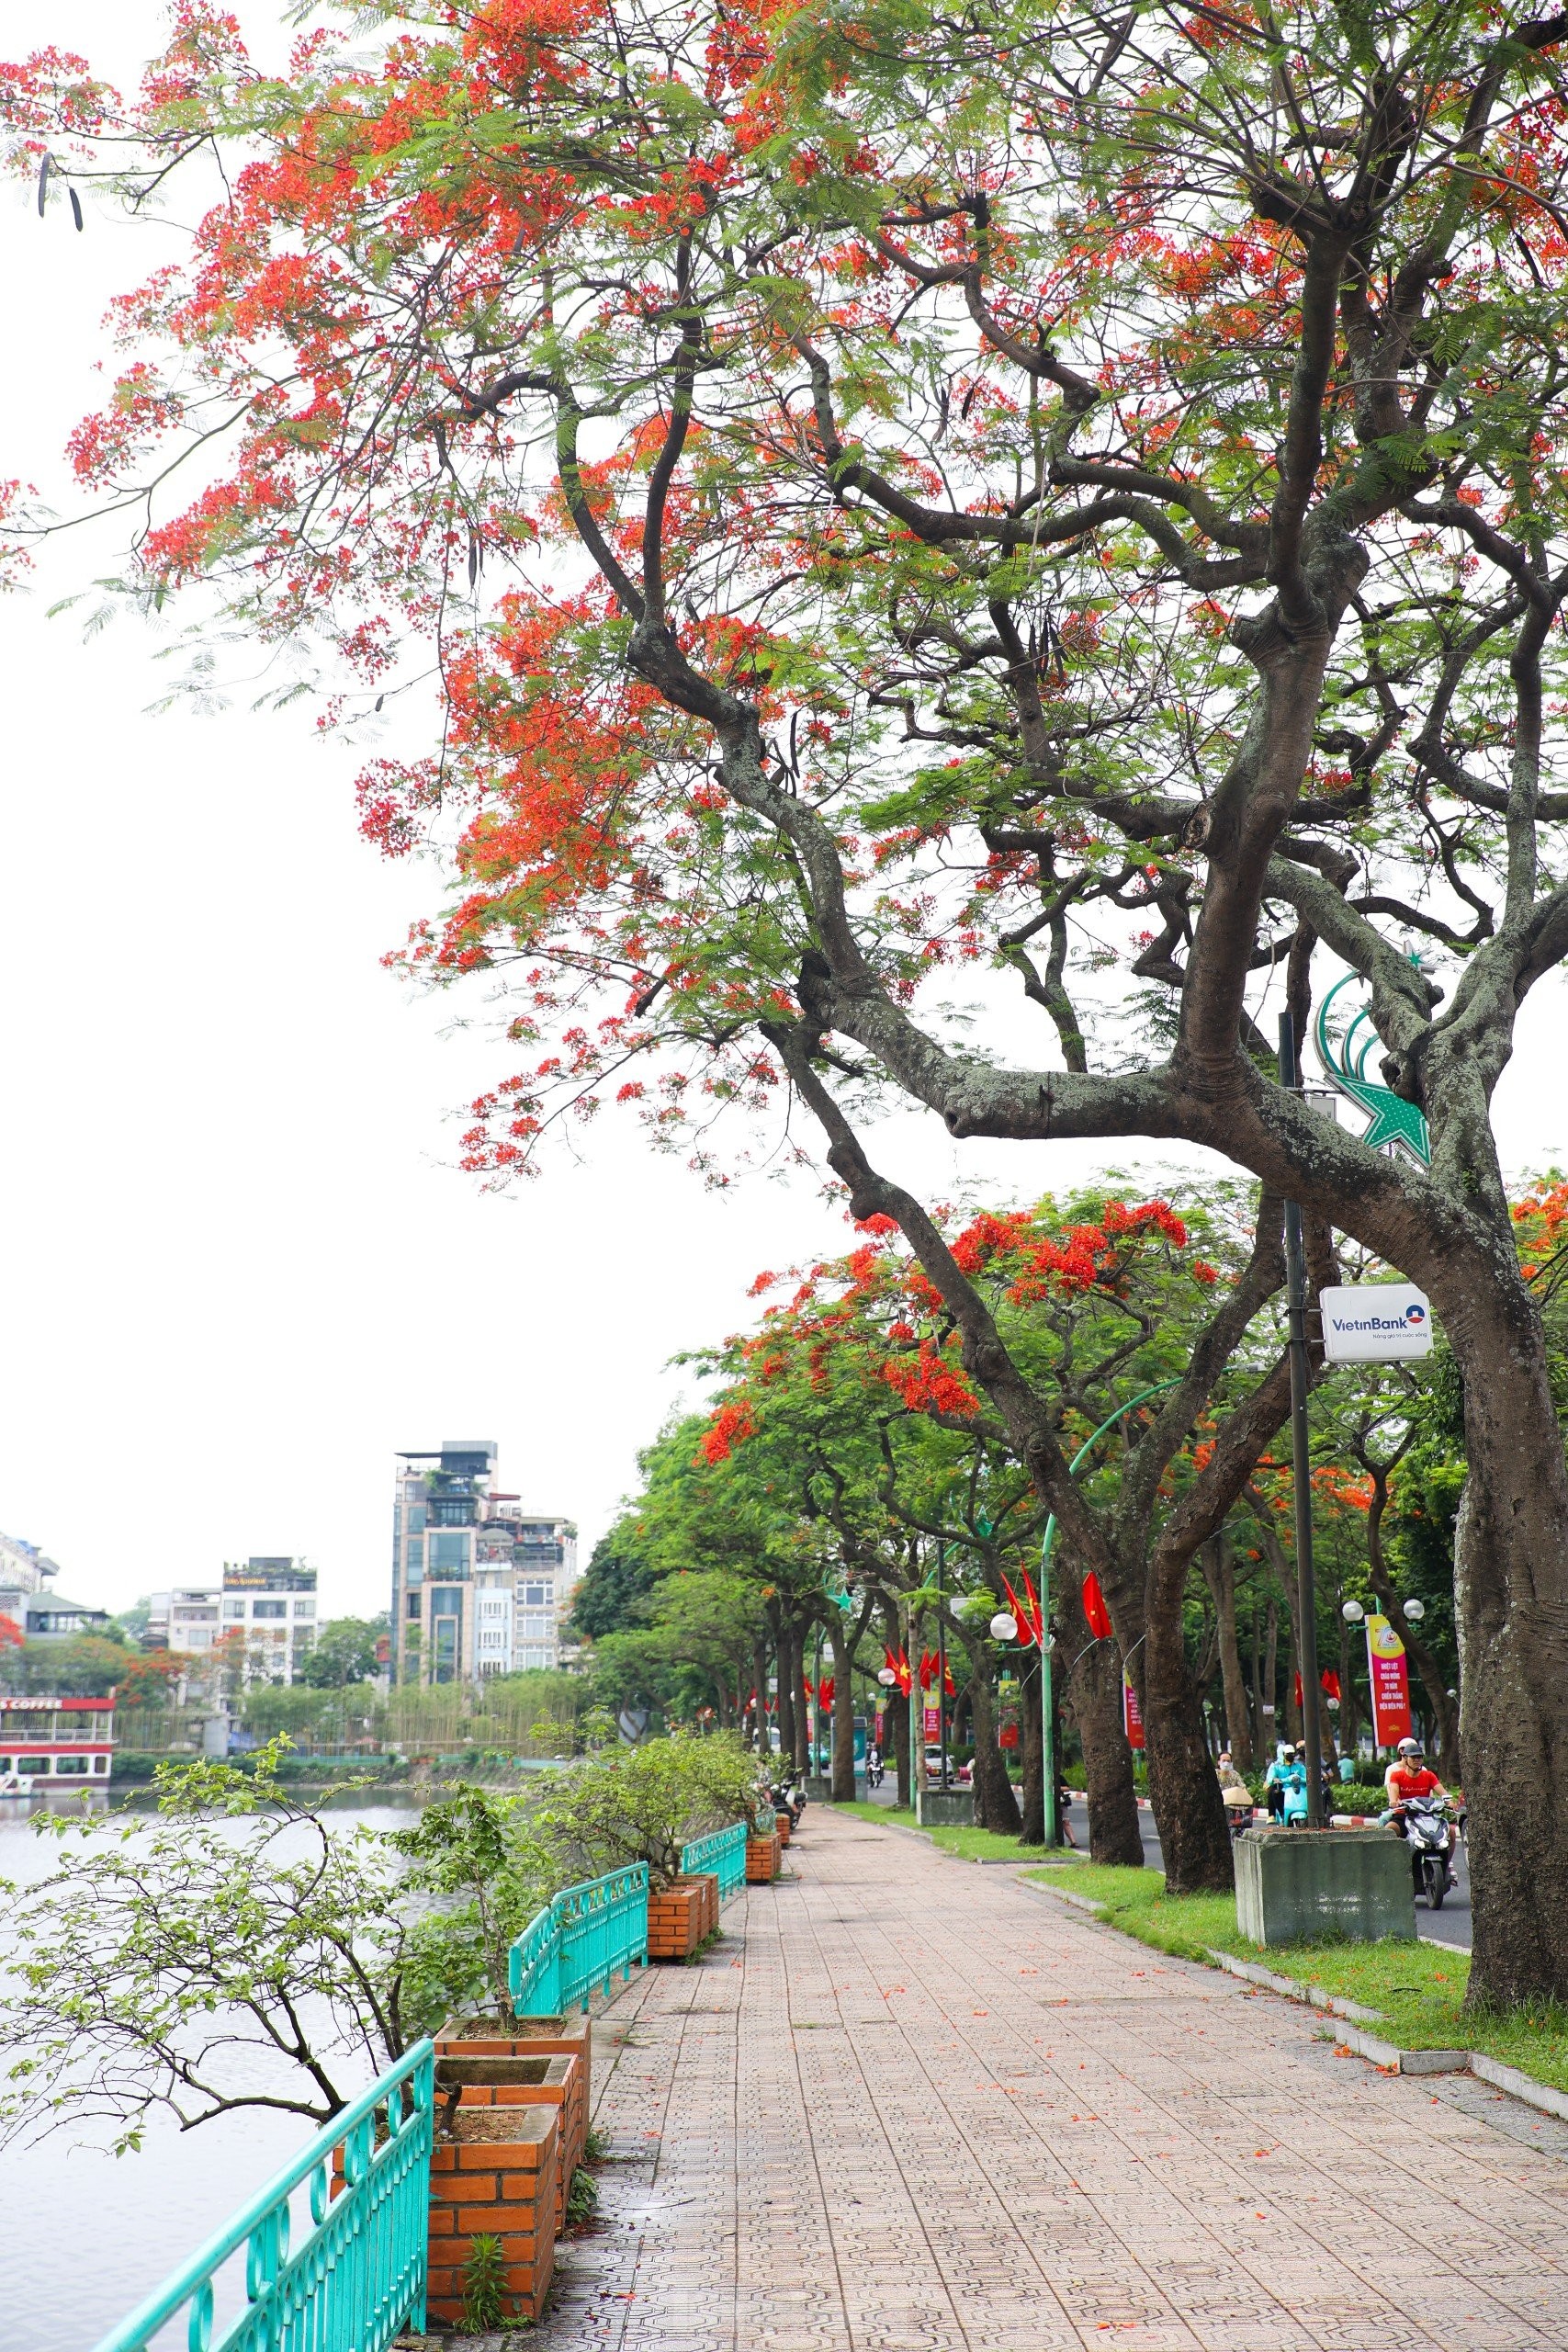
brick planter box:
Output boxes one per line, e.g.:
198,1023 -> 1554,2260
774,1810 -> 793,1847
647,1877 -> 705,1962
745,1831 -> 782,1883
435,2014 -> 591,2196
435,2051 -> 581,2232
683,1871 -> 719,1939
428,2107 -> 559,2327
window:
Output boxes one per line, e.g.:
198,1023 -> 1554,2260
53,1756 -> 88,1777
428,1532 -> 471,1572
406,1592 -> 422,1620
520,1613 -> 552,1639
19,1756 -> 51,1775
522,1582 -> 551,1607
405,1537 -> 424,1574
291,1600 -> 315,1618
0,1758 -> 9,1772
223,1600 -> 245,1619
252,1600 -> 288,1621
93,1755 -> 108,1774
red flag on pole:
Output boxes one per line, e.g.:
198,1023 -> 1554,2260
1081,1572 -> 1112,1641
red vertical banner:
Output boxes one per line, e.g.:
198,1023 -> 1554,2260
1122,1676 -> 1145,1750
1365,1615 -> 1413,1747
922,1703 -> 942,1743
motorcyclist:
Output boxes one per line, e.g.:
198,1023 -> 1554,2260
1383,1737 -> 1457,1860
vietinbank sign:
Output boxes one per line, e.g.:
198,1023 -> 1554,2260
1319,1283 -> 1434,1363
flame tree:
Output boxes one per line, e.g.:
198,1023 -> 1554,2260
12,0 -> 1568,1998
701,1181 -> 1311,1874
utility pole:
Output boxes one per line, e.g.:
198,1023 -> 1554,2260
1279,1009 -> 1325,1828
935,1541 -> 950,1791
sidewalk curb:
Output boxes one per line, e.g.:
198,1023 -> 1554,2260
1014,1873 -> 1568,2126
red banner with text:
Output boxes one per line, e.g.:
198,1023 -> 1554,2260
1122,1676 -> 1145,1750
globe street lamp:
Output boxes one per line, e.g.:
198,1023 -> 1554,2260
989,1611 -> 1018,1644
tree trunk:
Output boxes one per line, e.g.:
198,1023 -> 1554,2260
791,1616 -> 811,1774
878,1595 -> 910,1806
773,1607 -> 796,1770
1057,1566 -> 1143,1863
959,1639 -> 1021,1835
1139,1544 -> 1233,1894
1019,1649 -> 1044,1845
1262,1596 -> 1280,1753
825,1613 -> 856,1803
1201,1533 -> 1254,1770
751,1637 -> 769,1760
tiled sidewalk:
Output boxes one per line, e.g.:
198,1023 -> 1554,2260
540,1810 -> 1568,2350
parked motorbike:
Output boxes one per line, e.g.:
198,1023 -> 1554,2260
1386,1794 -> 1456,1908
772,1778 -> 807,1827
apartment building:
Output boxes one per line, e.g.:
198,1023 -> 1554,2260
143,1560 -> 319,1687
220,1558 -> 319,1685
0,1529 -> 110,1642
390,1441 -> 578,1684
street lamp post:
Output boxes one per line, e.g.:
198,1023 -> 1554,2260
1279,1009 -> 1325,1829
935,1542 -> 950,1792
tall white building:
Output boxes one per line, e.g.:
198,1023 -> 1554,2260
145,1561 -> 318,1686
389,1442 -> 578,1684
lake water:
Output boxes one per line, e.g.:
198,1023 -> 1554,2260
0,1802 -> 427,2352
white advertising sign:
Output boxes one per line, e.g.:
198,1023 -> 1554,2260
1318,1283 -> 1434,1363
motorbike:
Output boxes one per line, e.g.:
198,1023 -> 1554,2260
865,1753 -> 885,1791
1386,1794 -> 1456,1907
771,1777 -> 807,1828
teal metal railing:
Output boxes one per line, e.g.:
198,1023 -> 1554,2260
510,1863 -> 649,2017
681,1819 -> 748,1900
89,2041 -> 434,2352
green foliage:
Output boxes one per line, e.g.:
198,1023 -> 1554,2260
240,1682 -> 354,1740
389,1783 -> 560,2035
299,1615 -> 388,1689
460,2233 -> 509,2334
565,2166 -> 600,2227
570,1532 -> 660,1641
0,1632 -> 130,1695
532,1731 -> 761,1888
0,1740 -> 408,2154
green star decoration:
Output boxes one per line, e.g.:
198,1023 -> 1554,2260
1314,972 -> 1431,1168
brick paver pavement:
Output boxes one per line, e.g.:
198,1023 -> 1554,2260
538,1809 -> 1568,2350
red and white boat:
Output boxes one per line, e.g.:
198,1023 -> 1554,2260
0,1691 -> 115,1795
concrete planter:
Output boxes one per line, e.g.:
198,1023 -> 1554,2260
647,1878 -> 705,1961
745,1831 -> 782,1883
428,2105 -> 559,2326
917,1787 -> 975,1828
803,1774 -> 831,1800
1235,1826 -> 1415,1947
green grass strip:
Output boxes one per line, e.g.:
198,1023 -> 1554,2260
830,1798 -> 1049,1863
1023,1862 -> 1568,2097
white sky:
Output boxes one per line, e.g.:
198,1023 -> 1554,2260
0,5 -> 1562,1621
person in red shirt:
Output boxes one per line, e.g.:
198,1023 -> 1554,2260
1384,1738 -> 1457,1859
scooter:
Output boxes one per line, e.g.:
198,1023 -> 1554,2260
1387,1794 -> 1455,1908
772,1777 -> 807,1828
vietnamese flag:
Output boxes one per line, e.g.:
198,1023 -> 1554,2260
1081,1572 -> 1112,1641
